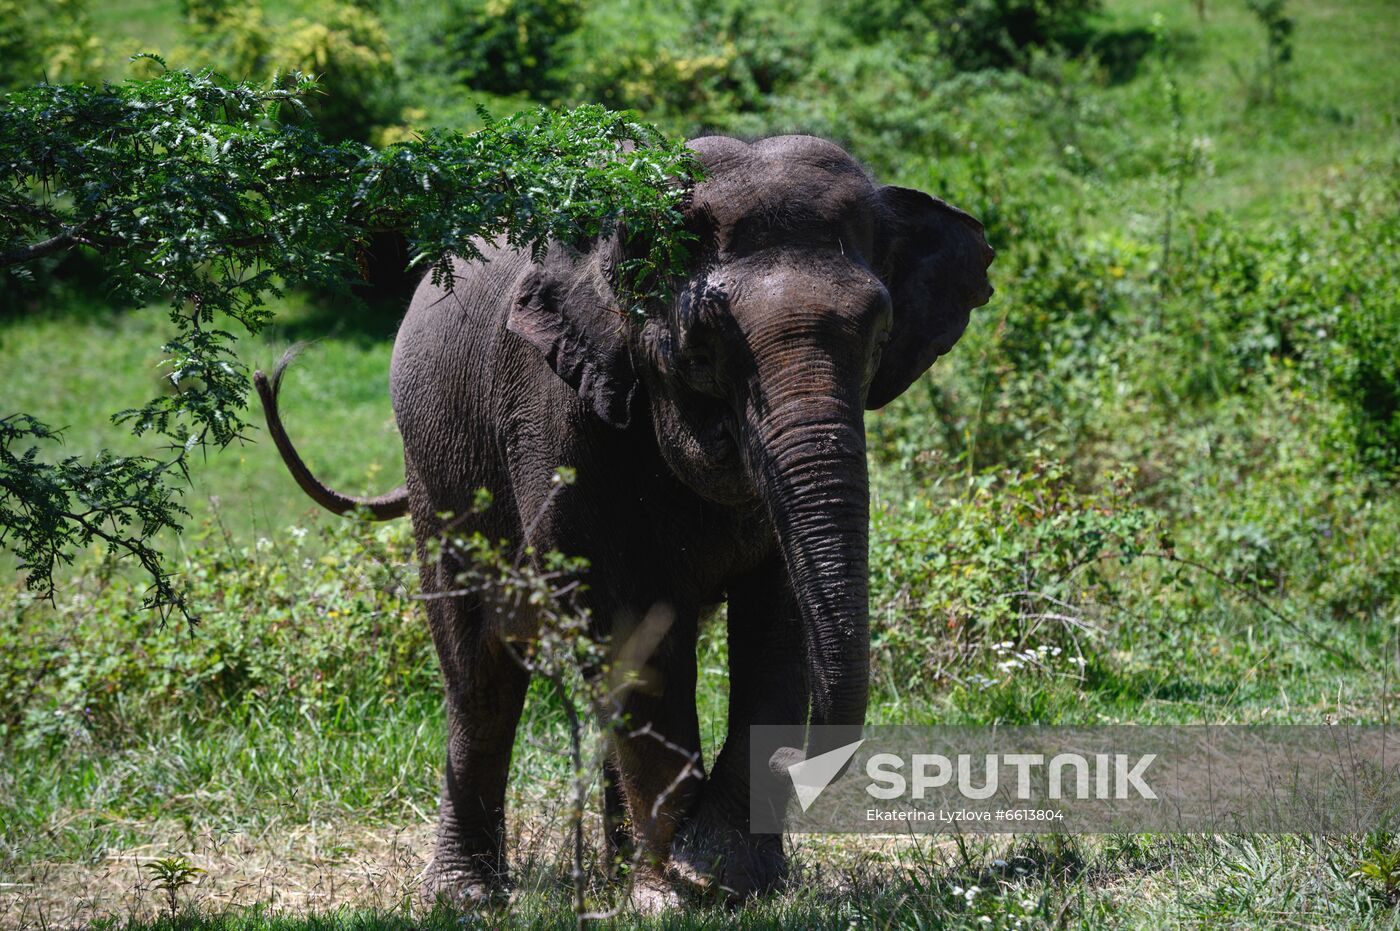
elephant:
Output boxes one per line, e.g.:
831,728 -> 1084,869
254,134 -> 993,906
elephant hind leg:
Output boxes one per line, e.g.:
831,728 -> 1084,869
425,645 -> 529,903
602,755 -> 633,881
414,514 -> 532,904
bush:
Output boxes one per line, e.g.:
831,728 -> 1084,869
182,0 -> 399,142
180,0 -> 232,29
1169,162 -> 1400,476
0,0 -> 103,91
1329,290 -> 1400,477
868,459 -> 1158,694
940,0 -> 1102,70
442,0 -> 584,98
872,149 -> 1399,488
869,167 -> 1147,474
1320,165 -> 1400,476
0,520 -> 432,750
572,39 -> 740,131
1236,0 -> 1296,105
274,1 -> 399,142
566,0 -> 817,134
832,0 -> 1101,71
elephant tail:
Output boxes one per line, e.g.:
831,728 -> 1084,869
253,345 -> 409,521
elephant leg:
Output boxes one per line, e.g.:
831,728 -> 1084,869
671,556 -> 807,900
417,535 -> 531,904
602,755 -> 633,880
602,606 -> 704,903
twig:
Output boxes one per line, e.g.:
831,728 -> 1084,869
1130,550 -> 1360,669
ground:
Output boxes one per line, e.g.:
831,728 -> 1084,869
3,0 -> 1400,927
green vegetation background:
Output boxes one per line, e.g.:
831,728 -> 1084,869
2,0 -> 1400,926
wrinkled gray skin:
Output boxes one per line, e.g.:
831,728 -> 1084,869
256,135 -> 993,905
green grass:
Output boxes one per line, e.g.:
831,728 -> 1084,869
4,0 -> 1400,927
31,834 -> 1400,929
0,291 -> 404,544
1095,0 -> 1400,218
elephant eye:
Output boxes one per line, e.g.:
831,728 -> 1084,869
678,281 -> 726,327
674,319 -> 725,396
681,343 -> 723,396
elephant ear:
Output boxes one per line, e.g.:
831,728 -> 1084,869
867,185 -> 995,410
507,259 -> 637,429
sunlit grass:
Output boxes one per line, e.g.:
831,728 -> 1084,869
4,0 -> 1400,927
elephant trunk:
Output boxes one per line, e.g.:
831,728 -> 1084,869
749,393 -> 870,755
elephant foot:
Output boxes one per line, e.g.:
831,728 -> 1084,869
627,867 -> 683,914
418,856 -> 510,910
669,803 -> 787,902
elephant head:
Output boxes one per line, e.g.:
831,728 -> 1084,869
507,135 -> 993,743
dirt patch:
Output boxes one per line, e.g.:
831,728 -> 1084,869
1,820 -> 435,930
1,811 -> 974,930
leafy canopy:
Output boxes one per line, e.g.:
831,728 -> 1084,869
0,65 -> 700,620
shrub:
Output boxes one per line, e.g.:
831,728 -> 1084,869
868,459 -> 1158,693
1329,289 -> 1400,477
0,519 -> 432,750
186,4 -> 273,81
180,0 -> 232,29
1320,164 -> 1400,476
943,0 -> 1102,70
1169,163 -> 1400,476
874,149 -> 1399,488
868,170 -> 1147,474
566,0 -> 816,134
183,0 -> 398,142
274,1 -> 399,142
1236,0 -> 1296,105
442,0 -> 584,98
573,40 -> 740,131
832,0 -> 1102,71
0,0 -> 103,91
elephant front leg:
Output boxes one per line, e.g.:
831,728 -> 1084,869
601,606 -> 706,908
671,557 -> 808,900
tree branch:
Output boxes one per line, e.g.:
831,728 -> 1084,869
0,231 -> 80,266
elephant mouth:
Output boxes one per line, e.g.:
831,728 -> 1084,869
705,411 -> 740,459
651,386 -> 756,505
693,414 -> 757,504
677,385 -> 740,458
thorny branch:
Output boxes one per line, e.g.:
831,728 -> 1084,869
0,70 -> 699,615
